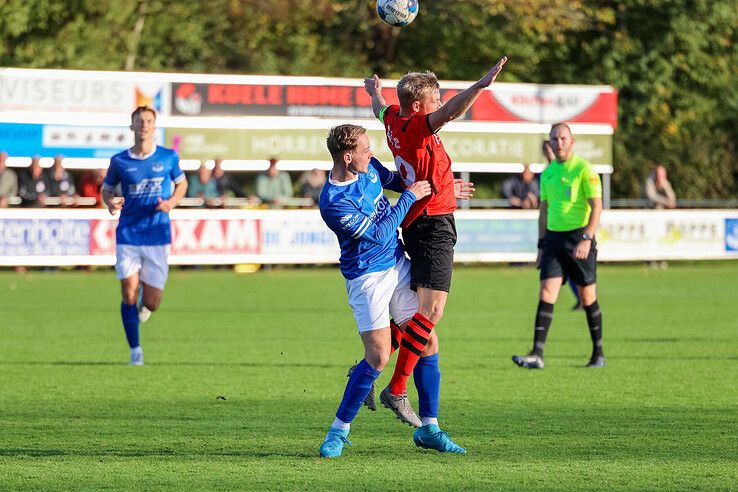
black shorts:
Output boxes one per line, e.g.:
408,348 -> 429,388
539,228 -> 597,286
402,214 -> 457,292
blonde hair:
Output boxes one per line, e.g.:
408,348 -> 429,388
326,124 -> 367,158
396,71 -> 439,108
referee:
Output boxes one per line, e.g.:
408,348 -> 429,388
513,123 -> 606,369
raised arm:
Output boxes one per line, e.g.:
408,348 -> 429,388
364,74 -> 387,119
428,56 -> 507,133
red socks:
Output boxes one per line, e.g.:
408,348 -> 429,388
389,319 -> 402,355
388,312 -> 435,396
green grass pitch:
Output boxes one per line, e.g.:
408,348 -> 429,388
1,262 -> 736,490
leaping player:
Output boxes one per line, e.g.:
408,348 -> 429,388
318,124 -> 471,458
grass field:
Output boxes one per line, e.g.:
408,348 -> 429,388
1,262 -> 736,490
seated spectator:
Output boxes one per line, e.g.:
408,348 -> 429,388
46,155 -> 78,207
502,164 -> 539,209
212,158 -> 245,200
18,156 -> 50,207
79,168 -> 107,207
187,163 -> 219,208
297,168 -> 327,206
644,164 -> 676,209
256,157 -> 293,207
0,151 -> 18,207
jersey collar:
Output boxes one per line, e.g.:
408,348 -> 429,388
127,145 -> 157,160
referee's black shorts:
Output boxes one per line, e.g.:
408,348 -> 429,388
539,227 -> 597,286
402,214 -> 456,293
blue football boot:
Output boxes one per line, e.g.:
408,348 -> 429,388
413,424 -> 466,454
319,428 -> 352,458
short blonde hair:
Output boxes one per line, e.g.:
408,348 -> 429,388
326,124 -> 367,158
397,71 -> 439,108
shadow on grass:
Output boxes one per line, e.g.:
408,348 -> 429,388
0,361 -> 341,368
0,448 -> 314,458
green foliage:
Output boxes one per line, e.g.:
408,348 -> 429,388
1,0 -> 736,198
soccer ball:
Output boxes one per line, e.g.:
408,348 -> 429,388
376,0 -> 419,27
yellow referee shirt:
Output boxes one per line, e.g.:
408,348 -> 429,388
540,154 -> 602,232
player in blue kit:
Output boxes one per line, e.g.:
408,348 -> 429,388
101,106 -> 188,365
318,124 -> 469,458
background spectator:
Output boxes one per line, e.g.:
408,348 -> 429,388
18,156 -> 50,207
502,164 -> 539,209
79,168 -> 106,207
47,155 -> 77,207
256,157 -> 293,207
187,163 -> 219,208
0,151 -> 18,207
644,164 -> 677,209
297,168 -> 327,206
212,158 -> 245,199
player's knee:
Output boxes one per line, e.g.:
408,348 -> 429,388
144,297 -> 161,311
421,333 -> 439,356
424,305 -> 444,325
365,351 -> 390,371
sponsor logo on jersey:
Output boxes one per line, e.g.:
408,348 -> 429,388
128,177 -> 165,197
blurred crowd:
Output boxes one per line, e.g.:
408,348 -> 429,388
0,152 -> 328,210
0,150 -> 676,211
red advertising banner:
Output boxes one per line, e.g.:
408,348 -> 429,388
172,81 -> 617,127
90,218 -> 261,256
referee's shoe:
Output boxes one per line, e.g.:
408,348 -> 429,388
512,353 -> 544,369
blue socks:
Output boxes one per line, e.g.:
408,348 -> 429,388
120,303 -> 140,348
414,353 -> 440,419
336,359 -> 380,423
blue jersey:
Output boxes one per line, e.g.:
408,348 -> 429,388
103,146 -> 185,246
320,158 -> 415,280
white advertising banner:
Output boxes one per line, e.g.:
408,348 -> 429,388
0,208 -> 736,266
0,69 -> 170,115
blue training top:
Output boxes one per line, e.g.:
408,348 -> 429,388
102,146 -> 185,246
319,157 -> 415,280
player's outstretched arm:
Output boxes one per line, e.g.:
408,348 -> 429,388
364,74 -> 387,119
428,56 -> 507,133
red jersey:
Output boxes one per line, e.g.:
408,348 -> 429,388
380,105 -> 456,227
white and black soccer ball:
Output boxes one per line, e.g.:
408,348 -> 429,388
376,0 -> 419,27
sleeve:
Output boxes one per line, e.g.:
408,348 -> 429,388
582,166 -> 602,199
170,153 -> 185,184
18,173 -> 33,200
102,159 -> 120,192
370,157 -> 405,193
378,105 -> 390,123
65,173 -> 76,196
325,191 -> 416,246
280,173 -> 293,198
539,173 -> 548,202
501,177 -> 515,199
8,171 -> 18,196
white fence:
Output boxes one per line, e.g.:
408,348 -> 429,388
0,208 -> 736,266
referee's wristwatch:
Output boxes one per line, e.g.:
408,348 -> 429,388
581,233 -> 594,241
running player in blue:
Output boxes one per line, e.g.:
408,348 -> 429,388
318,124 -> 469,458
101,106 -> 188,365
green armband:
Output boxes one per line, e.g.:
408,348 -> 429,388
378,106 -> 388,123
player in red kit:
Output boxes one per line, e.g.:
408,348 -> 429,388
364,58 -> 507,440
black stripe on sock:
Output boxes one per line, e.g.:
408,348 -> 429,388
400,338 -> 423,356
406,327 -> 429,346
411,317 -> 432,334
